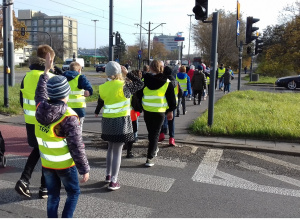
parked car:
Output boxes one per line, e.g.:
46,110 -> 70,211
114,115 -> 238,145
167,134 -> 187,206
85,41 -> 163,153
275,75 -> 300,90
96,64 -> 106,72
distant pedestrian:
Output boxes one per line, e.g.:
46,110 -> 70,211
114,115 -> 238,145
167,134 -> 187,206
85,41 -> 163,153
187,65 -> 195,100
216,63 -> 225,90
220,68 -> 234,93
191,66 -> 206,105
15,44 -> 55,199
244,66 -> 248,74
94,61 -> 143,190
63,61 -> 93,133
176,65 -> 191,116
35,52 -> 90,218
136,60 -> 176,167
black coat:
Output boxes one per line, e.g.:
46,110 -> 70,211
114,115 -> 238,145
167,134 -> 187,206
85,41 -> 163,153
191,70 -> 206,90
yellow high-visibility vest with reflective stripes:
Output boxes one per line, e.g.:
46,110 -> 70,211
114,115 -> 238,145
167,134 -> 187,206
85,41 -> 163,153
218,68 -> 225,78
99,80 -> 131,118
68,75 -> 86,108
35,107 -> 77,170
142,80 -> 170,113
21,70 -> 55,124
176,76 -> 188,91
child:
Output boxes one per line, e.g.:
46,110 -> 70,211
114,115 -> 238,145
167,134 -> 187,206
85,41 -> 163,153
94,61 -> 143,190
35,52 -> 90,218
63,61 -> 93,133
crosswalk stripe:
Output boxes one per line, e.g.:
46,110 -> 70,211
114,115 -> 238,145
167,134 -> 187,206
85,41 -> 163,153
238,150 -> 300,170
0,179 -> 153,218
5,154 -> 176,192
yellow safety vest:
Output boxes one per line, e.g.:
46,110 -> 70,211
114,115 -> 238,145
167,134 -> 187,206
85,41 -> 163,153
207,76 -> 210,85
176,75 -> 188,91
68,75 -> 86,108
142,80 -> 169,113
21,70 -> 54,124
35,107 -> 77,170
99,80 -> 131,118
218,68 -> 225,78
174,83 -> 179,106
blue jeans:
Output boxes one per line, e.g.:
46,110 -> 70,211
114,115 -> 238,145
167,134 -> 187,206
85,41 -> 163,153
161,110 -> 175,138
219,78 -> 224,89
224,83 -> 231,93
43,166 -> 80,218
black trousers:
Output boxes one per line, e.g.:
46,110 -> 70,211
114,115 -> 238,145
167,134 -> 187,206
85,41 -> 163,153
20,123 -> 45,187
176,96 -> 186,115
144,110 -> 165,159
193,89 -> 203,104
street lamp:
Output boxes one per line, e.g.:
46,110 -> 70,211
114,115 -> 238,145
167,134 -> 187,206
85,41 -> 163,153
187,14 -> 194,65
91,19 -> 99,65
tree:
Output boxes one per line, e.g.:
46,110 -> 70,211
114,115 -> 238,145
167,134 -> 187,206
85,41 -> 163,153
192,10 -> 246,69
0,10 -> 29,51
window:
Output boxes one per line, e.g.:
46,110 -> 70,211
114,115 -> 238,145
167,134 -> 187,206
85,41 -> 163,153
45,27 -> 50,33
51,19 -> 56,26
44,19 -> 50,26
32,27 -> 37,32
32,20 -> 37,26
50,27 -> 56,33
57,19 -> 62,25
57,27 -> 62,33
33,35 -> 37,41
68,20 -> 72,27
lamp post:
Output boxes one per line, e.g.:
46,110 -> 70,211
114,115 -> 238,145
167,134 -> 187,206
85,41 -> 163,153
91,19 -> 99,65
187,14 -> 194,65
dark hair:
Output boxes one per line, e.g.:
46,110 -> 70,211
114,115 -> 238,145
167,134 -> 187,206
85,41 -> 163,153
163,66 -> 172,76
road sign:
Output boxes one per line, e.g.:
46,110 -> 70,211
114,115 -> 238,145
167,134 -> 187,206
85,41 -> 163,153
174,37 -> 185,41
138,50 -> 142,55
237,20 -> 240,36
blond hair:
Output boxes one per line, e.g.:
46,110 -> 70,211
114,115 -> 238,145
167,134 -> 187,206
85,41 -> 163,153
109,73 -> 124,81
70,62 -> 81,71
149,60 -> 161,74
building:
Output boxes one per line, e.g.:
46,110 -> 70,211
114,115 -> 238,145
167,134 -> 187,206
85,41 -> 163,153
17,9 -> 78,60
153,34 -> 179,51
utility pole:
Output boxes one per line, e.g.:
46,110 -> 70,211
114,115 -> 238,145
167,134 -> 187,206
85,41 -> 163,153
109,0 -> 114,61
139,0 -> 142,69
8,2 -> 14,86
187,14 -> 194,65
91,19 -> 99,65
135,22 -> 166,65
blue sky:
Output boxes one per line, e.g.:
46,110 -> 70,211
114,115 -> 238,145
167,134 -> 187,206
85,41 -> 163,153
13,0 -> 298,54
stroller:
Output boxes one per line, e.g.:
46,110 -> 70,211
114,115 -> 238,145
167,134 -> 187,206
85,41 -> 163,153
0,131 -> 7,168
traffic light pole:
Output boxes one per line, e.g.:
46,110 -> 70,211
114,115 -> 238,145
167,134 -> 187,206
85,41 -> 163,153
8,3 -> 14,87
207,11 -> 219,127
237,40 -> 243,90
109,0 -> 114,61
249,53 -> 254,82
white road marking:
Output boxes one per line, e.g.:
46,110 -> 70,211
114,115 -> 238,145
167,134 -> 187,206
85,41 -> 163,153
238,161 -> 300,187
192,149 -> 300,198
238,150 -> 300,170
0,179 -> 153,218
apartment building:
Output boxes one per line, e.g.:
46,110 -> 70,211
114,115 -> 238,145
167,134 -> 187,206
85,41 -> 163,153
17,9 -> 78,60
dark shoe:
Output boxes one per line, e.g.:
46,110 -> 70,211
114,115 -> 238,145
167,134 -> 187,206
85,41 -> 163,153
105,175 -> 111,183
108,182 -> 120,191
126,152 -> 134,158
158,133 -> 165,142
169,137 -> 175,146
145,158 -> 154,167
183,111 -> 187,115
39,187 -> 48,199
198,102 -> 201,105
15,179 -> 32,198
193,101 -> 196,105
176,113 -> 179,117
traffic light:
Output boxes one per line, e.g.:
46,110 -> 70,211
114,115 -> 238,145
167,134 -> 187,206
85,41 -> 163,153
247,46 -> 252,54
115,32 -> 121,46
246,16 -> 259,44
21,27 -> 26,36
193,0 -> 208,21
255,38 -> 263,55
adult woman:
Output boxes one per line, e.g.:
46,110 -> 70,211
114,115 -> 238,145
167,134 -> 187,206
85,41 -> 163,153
136,60 -> 176,167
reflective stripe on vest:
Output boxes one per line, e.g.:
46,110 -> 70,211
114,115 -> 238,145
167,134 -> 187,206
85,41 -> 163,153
35,107 -> 77,170
21,70 -> 46,124
174,84 -> 179,106
142,81 -> 169,113
67,75 -> 86,108
176,76 -> 188,91
218,68 -> 225,78
99,80 -> 130,118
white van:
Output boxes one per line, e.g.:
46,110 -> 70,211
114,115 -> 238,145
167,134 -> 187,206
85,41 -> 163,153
62,58 -> 84,71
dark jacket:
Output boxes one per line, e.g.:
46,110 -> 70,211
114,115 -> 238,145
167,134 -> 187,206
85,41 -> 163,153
191,70 -> 206,91
220,71 -> 234,84
136,72 -> 177,113
176,72 -> 192,97
167,75 -> 183,99
63,70 -> 93,117
35,74 -> 90,175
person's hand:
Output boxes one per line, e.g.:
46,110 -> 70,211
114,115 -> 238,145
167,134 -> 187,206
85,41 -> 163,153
80,173 -> 89,183
121,66 -> 128,76
95,114 -> 98,117
84,90 -> 90,97
167,111 -> 173,120
44,52 -> 53,74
